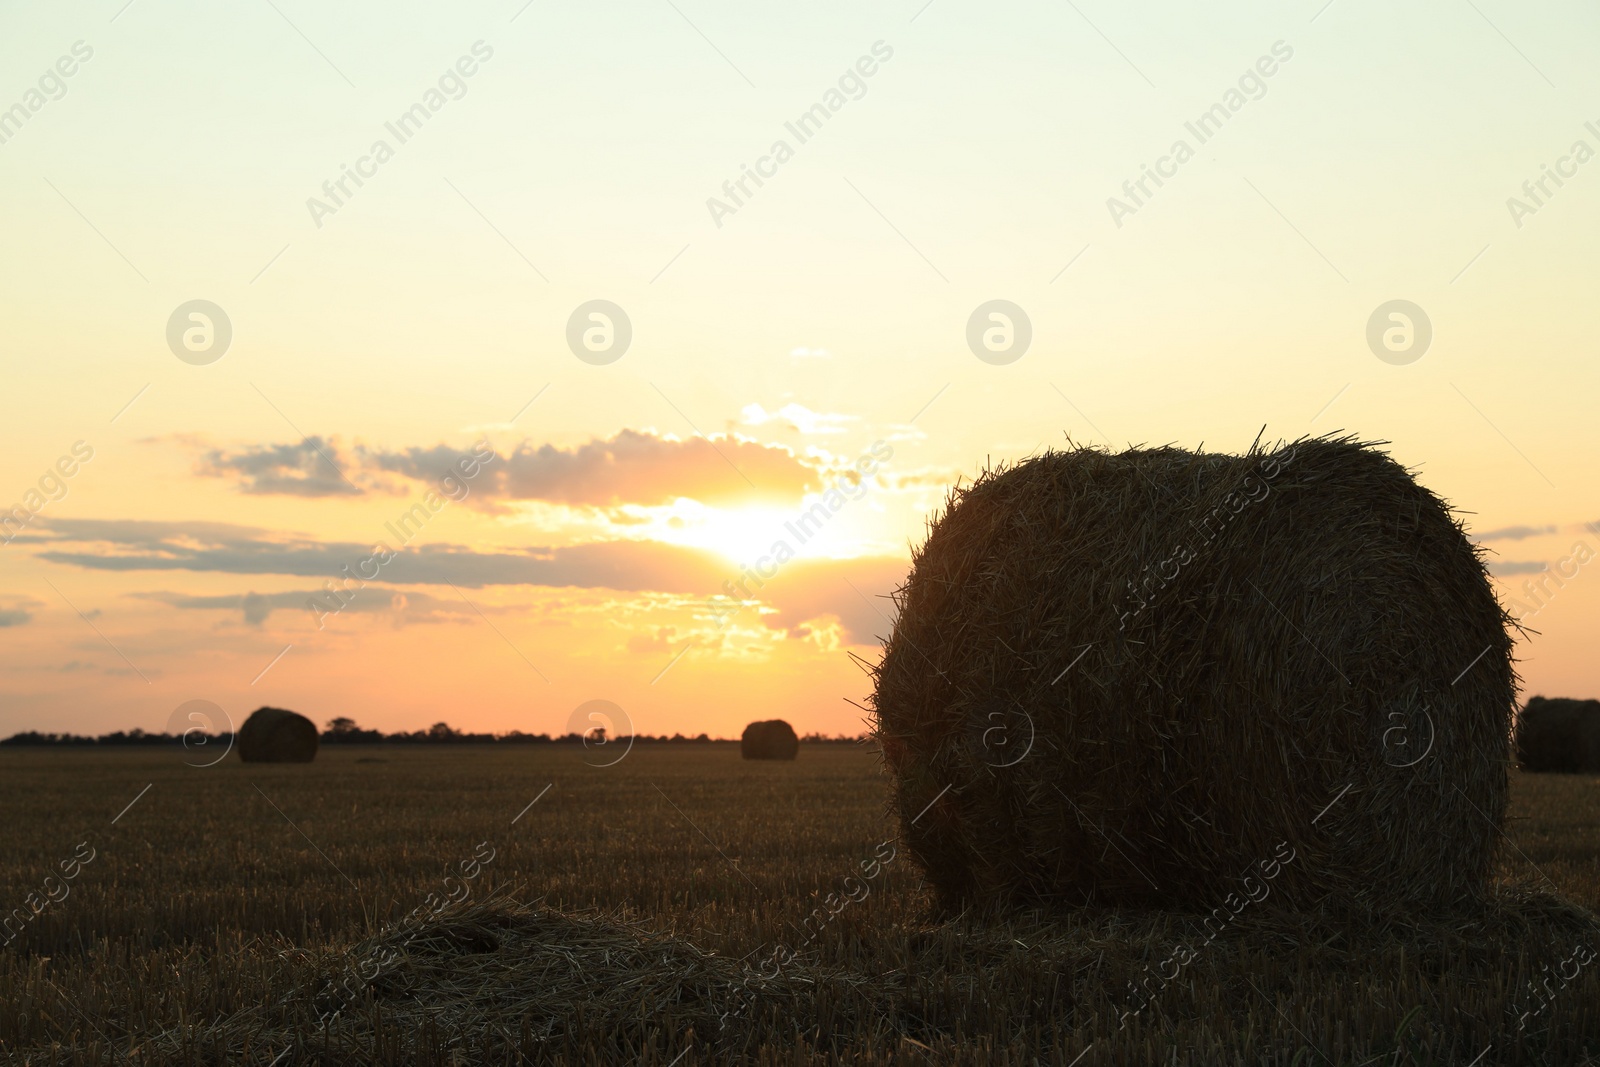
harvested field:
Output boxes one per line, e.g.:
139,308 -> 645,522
1,745 -> 1597,1064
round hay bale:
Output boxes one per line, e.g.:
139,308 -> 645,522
237,706 -> 319,763
741,719 -> 799,761
1516,696 -> 1600,772
871,436 -> 1516,915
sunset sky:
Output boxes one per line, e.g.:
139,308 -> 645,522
2,0 -> 1597,739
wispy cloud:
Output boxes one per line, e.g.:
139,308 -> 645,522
748,556 -> 905,644
0,596 -> 43,627
31,519 -> 907,645
738,403 -> 857,436
1488,560 -> 1547,576
54,658 -> 157,677
1474,524 -> 1556,542
132,587 -> 480,626
32,519 -> 731,591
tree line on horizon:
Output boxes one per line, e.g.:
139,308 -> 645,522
0,716 -> 868,747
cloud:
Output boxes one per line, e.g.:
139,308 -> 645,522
191,429 -> 820,510
198,437 -> 362,497
32,518 -> 731,592
1474,524 -> 1556,543
751,556 -> 907,645
739,403 -> 857,436
32,518 -> 909,645
133,587 -> 477,626
611,556 -> 906,649
24,518 -> 271,545
479,430 -> 817,508
360,443 -> 491,494
626,626 -> 680,654
883,468 -> 964,491
1489,560 -> 1547,576
56,658 -> 156,677
0,595 -> 42,627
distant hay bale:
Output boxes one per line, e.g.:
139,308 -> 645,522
1516,697 -> 1600,772
237,706 -> 319,763
871,436 -> 1516,915
741,719 -> 799,761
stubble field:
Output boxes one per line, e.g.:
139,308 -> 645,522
1,744 -> 1597,1065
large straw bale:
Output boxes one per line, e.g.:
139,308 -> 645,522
871,436 -> 1516,914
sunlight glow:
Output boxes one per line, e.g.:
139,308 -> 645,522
652,502 -> 807,565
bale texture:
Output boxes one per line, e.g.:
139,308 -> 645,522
237,706 -> 319,763
871,436 -> 1516,915
741,719 -> 799,761
1516,696 -> 1600,772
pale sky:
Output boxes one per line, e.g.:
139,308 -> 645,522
2,0 -> 1597,739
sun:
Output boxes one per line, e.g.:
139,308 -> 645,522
619,499 -> 873,565
671,504 -> 798,565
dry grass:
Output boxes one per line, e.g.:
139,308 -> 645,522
1,745 -> 1597,1064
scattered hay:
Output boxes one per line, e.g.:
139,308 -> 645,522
185,895 -> 890,1064
741,720 -> 799,761
1518,696 -> 1600,772
166,887 -> 1599,1064
237,707 -> 319,763
871,436 -> 1518,915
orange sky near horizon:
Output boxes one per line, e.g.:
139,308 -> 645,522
2,0 -> 1598,739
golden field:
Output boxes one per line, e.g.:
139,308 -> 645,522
1,744 -> 1596,1065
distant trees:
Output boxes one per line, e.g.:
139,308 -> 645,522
2,719 -> 870,747
0,731 -> 98,746
0,728 -> 172,746
323,717 -> 384,744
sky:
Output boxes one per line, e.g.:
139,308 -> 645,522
1,0 -> 1597,740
